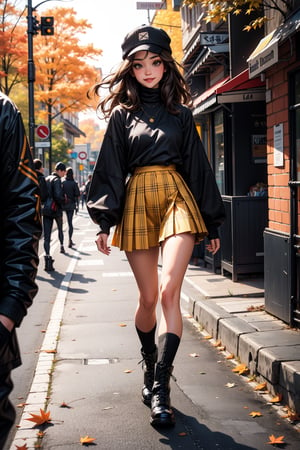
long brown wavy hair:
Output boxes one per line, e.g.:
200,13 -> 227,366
88,50 -> 193,119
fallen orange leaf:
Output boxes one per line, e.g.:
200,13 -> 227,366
43,349 -> 57,354
124,369 -> 133,373
213,339 -> 222,347
249,411 -> 262,418
119,323 -> 127,327
254,382 -> 267,391
204,335 -> 212,340
281,407 -> 300,421
26,409 -> 51,425
226,353 -> 234,359
16,445 -> 28,450
178,431 -> 187,436
80,435 -> 96,445
270,393 -> 282,403
267,434 -> 285,445
232,364 -> 249,375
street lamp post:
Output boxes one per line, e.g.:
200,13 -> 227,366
27,0 -> 36,156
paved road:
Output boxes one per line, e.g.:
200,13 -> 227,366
7,210 -> 300,449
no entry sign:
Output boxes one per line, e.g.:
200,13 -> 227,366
36,125 -> 50,139
78,151 -> 87,160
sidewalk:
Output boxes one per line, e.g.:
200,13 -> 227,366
183,263 -> 300,415
9,219 -> 300,448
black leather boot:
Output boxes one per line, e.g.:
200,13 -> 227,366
150,362 -> 175,427
141,346 -> 157,406
44,255 -> 54,272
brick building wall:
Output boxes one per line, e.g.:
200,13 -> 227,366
266,38 -> 299,235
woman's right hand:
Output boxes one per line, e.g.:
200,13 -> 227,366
95,233 -> 111,255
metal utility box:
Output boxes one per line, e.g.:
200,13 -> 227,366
264,229 -> 292,324
220,196 -> 268,281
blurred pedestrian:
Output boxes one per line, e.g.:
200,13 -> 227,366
42,161 -> 66,271
87,25 -> 225,427
33,158 -> 48,204
0,92 -> 42,448
62,167 -> 80,248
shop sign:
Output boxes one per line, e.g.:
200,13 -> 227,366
200,33 -> 228,46
274,123 -> 284,167
218,91 -> 265,103
136,2 -> 166,9
248,40 -> 278,79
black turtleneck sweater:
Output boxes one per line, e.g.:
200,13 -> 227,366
87,86 -> 225,239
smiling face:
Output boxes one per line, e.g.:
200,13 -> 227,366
131,51 -> 165,89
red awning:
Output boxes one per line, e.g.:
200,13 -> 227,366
216,69 -> 265,94
193,77 -> 230,107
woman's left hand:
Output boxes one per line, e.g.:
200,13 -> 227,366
95,233 -> 111,255
206,238 -> 220,255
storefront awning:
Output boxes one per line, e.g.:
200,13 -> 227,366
187,44 -> 229,78
193,77 -> 230,115
217,69 -> 265,103
193,70 -> 265,115
247,8 -> 300,78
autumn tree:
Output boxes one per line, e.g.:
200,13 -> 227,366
0,0 -> 27,95
183,0 -> 298,30
75,118 -> 105,152
33,7 -> 102,127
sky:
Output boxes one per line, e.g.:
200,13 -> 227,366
35,0 -> 154,77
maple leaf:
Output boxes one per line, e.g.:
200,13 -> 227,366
119,323 -> 127,327
178,431 -> 187,436
80,435 -> 96,445
16,445 -> 28,449
226,353 -> 234,359
270,393 -> 282,403
232,364 -> 249,375
249,411 -> 262,417
213,339 -> 222,347
267,434 -> 285,445
254,382 -> 267,391
26,409 -> 51,425
282,407 -> 300,421
204,335 -> 212,340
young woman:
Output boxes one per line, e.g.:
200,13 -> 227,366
62,167 -> 80,248
87,25 -> 225,427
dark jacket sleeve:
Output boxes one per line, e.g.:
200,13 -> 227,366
0,95 -> 42,326
87,108 -> 128,234
178,107 -> 225,239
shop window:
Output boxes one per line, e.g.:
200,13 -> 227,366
213,109 -> 225,194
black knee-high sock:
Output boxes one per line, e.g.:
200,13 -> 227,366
136,324 -> 157,354
157,333 -> 180,367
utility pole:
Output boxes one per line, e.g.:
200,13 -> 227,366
27,0 -> 56,161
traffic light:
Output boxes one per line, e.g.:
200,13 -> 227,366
41,16 -> 54,36
32,16 -> 40,35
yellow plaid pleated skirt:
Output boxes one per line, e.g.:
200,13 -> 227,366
111,165 -> 208,251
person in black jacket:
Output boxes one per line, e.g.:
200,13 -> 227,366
87,25 -> 225,428
0,92 -> 42,448
33,158 -> 48,204
42,162 -> 66,271
62,167 -> 80,248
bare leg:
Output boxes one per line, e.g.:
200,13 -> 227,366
159,233 -> 195,338
125,246 -> 160,333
